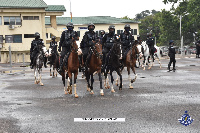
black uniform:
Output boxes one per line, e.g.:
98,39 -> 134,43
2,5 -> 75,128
30,38 -> 47,68
168,42 -> 176,71
59,30 -> 78,68
102,33 -> 119,67
146,36 -> 155,54
120,31 -> 134,60
81,30 -> 97,65
195,40 -> 200,58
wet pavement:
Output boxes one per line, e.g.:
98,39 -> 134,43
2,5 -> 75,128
1,55 -> 200,133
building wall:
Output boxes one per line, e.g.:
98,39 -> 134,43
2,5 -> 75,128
0,8 -> 46,63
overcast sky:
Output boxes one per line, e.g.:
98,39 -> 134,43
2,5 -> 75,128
44,0 -> 175,18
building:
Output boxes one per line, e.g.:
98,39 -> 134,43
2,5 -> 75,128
0,0 -> 140,63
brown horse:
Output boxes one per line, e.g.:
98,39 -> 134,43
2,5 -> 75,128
85,41 -> 104,95
55,38 -> 79,97
116,41 -> 139,89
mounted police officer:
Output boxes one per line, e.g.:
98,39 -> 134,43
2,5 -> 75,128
168,40 -> 176,72
80,23 -> 97,70
30,32 -> 47,69
120,24 -> 135,62
146,32 -> 155,55
102,25 -> 119,71
99,30 -> 105,45
58,22 -> 79,71
48,36 -> 59,64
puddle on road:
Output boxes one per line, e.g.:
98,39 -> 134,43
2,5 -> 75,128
140,77 -> 146,78
190,65 -> 196,66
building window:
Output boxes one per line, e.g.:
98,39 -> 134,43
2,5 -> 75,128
4,17 -> 10,25
0,17 -> 2,25
16,17 -> 21,25
5,35 -> 22,43
14,35 -> 22,43
46,33 -> 48,39
134,29 -> 137,35
3,16 -> 21,25
117,30 -> 123,35
24,34 -> 35,38
0,35 -> 3,43
23,16 -> 39,20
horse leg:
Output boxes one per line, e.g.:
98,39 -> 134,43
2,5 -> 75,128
110,71 -> 115,92
90,74 -> 94,95
127,67 -> 133,89
39,69 -> 44,86
62,72 -> 67,94
115,75 -> 119,86
74,72 -> 78,98
86,73 -> 91,92
68,76 -> 72,95
34,68 -> 37,84
98,72 -> 104,96
116,69 -> 122,90
131,66 -> 137,83
50,65 -> 52,76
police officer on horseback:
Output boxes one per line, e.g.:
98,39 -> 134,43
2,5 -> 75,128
58,22 -> 79,71
99,30 -> 105,45
120,24 -> 135,62
80,23 -> 97,70
146,32 -> 155,55
48,36 -> 59,64
102,25 -> 119,71
168,40 -> 176,72
30,32 -> 47,69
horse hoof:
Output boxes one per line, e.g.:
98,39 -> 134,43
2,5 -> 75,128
50,74 -> 52,76
64,91 -> 68,95
115,83 -> 118,86
52,76 -> 55,78
119,88 -> 122,90
34,81 -> 37,84
75,94 -> 79,98
90,91 -> 94,95
111,89 -> 115,93
131,79 -> 135,83
129,86 -> 133,89
100,93 -> 104,96
87,88 -> 90,92
40,83 -> 44,86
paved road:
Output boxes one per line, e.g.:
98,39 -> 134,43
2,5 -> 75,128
0,56 -> 200,133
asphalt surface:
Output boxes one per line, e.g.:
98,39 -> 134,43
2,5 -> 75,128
0,55 -> 200,133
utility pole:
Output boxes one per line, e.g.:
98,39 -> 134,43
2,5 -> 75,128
69,0 -> 72,22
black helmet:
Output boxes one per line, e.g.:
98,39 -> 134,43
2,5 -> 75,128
108,25 -> 115,30
100,30 -> 105,34
66,22 -> 74,28
52,36 -> 56,40
124,24 -> 130,29
88,23 -> 95,30
34,32 -> 40,38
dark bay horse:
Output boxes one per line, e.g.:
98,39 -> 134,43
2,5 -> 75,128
47,47 -> 58,78
116,41 -> 139,89
33,45 -> 47,86
55,38 -> 79,97
85,41 -> 104,95
104,42 -> 122,91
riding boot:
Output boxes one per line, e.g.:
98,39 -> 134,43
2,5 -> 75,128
30,58 -> 33,69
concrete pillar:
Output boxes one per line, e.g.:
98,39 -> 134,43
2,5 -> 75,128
50,15 -> 57,30
41,13 -> 46,46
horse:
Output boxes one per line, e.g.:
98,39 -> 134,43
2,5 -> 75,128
56,38 -> 79,97
33,45 -> 47,86
116,41 -> 139,89
136,43 -> 143,68
85,41 -> 104,95
153,45 -> 162,68
104,42 -> 122,92
46,47 -> 58,78
141,41 -> 151,70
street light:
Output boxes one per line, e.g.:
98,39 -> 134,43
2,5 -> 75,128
69,0 -> 72,22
